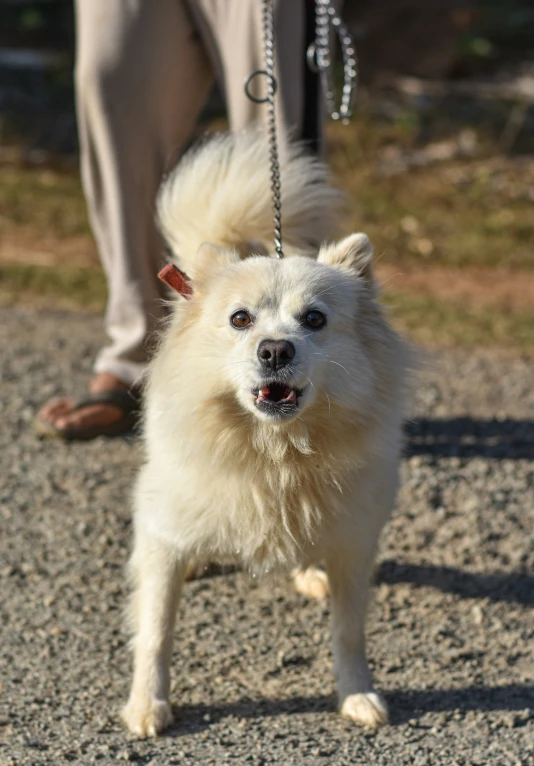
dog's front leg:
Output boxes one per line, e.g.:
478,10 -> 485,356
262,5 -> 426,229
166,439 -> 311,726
326,548 -> 388,728
122,535 -> 186,738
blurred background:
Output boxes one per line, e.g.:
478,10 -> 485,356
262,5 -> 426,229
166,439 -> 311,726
0,0 -> 532,352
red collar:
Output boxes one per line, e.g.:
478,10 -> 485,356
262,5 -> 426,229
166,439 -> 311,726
158,264 -> 193,298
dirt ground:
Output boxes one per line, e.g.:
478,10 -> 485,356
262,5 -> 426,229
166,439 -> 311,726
0,307 -> 533,766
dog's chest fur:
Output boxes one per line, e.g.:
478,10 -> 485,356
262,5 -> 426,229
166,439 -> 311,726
212,447 -> 347,571
143,394 -> 374,573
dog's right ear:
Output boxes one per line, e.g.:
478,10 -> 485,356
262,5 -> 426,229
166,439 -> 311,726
192,242 -> 241,282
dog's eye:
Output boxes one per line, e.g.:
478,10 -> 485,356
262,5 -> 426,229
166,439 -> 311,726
231,310 -> 252,329
305,310 -> 326,330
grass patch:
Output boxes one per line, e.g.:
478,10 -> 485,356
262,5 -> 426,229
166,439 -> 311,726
327,121 -> 534,271
0,261 -> 106,311
1,114 -> 532,352
384,292 -> 534,353
0,166 -> 90,240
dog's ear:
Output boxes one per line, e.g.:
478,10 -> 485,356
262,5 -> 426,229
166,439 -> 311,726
318,233 -> 374,284
192,242 -> 240,281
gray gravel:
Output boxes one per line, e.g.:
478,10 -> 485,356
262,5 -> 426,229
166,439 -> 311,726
1,307 -> 533,766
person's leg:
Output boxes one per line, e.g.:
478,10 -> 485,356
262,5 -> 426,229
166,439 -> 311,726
192,0 -> 320,150
40,0 -> 214,434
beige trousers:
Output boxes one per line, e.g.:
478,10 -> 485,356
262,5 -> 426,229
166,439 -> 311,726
75,0 -> 316,386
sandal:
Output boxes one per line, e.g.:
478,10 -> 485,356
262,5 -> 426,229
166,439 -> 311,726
35,388 -> 141,441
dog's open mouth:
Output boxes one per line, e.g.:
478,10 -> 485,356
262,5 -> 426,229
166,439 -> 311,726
253,382 -> 303,416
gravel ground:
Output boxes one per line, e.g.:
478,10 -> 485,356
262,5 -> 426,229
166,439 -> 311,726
1,307 -> 533,766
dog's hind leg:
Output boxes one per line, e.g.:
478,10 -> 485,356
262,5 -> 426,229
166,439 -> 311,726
292,566 -> 330,600
326,545 -> 389,728
122,534 -> 186,738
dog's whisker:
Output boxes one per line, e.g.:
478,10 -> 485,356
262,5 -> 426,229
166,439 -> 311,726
311,352 -> 353,378
328,360 -> 352,376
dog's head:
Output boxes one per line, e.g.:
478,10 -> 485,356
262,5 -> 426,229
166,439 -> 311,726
178,233 -> 391,426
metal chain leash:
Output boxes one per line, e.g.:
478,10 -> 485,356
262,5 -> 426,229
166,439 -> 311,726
244,0 -> 358,258
261,0 -> 284,258
244,0 -> 284,258
308,0 -> 358,123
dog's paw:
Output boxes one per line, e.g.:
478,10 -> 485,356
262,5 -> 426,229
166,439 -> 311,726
340,692 -> 389,728
121,697 -> 173,738
293,567 -> 330,600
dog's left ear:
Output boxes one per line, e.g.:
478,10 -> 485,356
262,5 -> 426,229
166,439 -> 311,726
318,233 -> 374,285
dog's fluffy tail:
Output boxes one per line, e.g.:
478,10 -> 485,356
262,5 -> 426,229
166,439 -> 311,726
157,130 -> 343,273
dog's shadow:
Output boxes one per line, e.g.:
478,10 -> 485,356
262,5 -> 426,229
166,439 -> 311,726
375,560 -> 534,606
166,684 -> 534,736
405,416 -> 534,460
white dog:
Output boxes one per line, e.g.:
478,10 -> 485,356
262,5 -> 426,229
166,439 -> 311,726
122,131 -> 410,737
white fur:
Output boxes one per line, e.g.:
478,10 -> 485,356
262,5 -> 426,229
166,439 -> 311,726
122,131 -> 410,737
157,129 -> 343,268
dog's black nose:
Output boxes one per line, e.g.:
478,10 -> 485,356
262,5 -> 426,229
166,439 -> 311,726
257,339 -> 295,370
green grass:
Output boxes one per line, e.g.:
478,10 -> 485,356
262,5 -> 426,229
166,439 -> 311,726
2,122 -> 533,272
328,121 -> 534,271
0,261 -> 106,311
383,292 -> 534,353
1,114 -> 533,352
0,167 -> 90,239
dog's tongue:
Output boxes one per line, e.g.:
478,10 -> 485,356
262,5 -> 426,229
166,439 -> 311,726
261,385 -> 294,403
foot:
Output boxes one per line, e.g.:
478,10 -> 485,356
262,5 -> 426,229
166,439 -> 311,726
293,567 -> 330,600
340,692 -> 389,727
38,372 -> 132,433
121,696 -> 173,738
